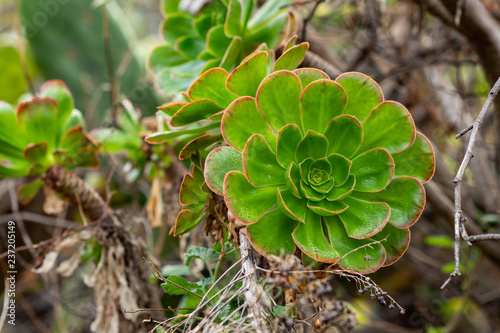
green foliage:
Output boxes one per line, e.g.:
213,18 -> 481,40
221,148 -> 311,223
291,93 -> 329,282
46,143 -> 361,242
148,0 -> 297,94
0,80 -> 99,203
203,70 -> 436,273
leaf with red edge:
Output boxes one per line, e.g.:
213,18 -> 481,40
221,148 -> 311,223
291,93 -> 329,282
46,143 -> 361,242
205,147 -> 243,195
170,100 -> 223,127
188,68 -> 238,108
243,134 -> 285,186
337,196 -> 389,239
24,142 -> 50,166
371,223 -> 410,266
324,215 -> 386,273
157,102 -> 186,117
224,171 -> 278,224
226,51 -> 268,97
256,70 -> 302,133
292,210 -> 340,263
293,68 -> 329,88
40,80 -> 74,128
18,178 -> 43,205
247,208 -> 297,258
350,148 -> 394,192
300,79 -> 346,133
172,207 -> 209,236
274,42 -> 308,72
357,101 -> 415,155
277,188 -> 307,222
179,134 -> 222,160
222,96 -> 276,151
352,176 -> 425,228
180,173 -> 207,205
392,132 -> 435,183
336,72 -> 383,123
17,97 -> 59,150
276,124 -> 302,169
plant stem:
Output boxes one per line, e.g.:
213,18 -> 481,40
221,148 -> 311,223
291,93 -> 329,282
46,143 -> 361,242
239,229 -> 269,333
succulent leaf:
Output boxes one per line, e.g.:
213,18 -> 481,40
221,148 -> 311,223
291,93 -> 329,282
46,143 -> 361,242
226,51 -> 268,96
293,68 -> 330,88
338,196 -> 389,239
247,208 -> 297,257
17,97 -> 59,150
300,79 -> 346,133
243,134 -> 285,186
371,222 -> 411,266
274,42 -> 308,72
323,115 -> 363,158
170,99 -> 223,127
295,130 -> 328,163
292,211 -> 340,263
205,147 -> 243,195
276,124 -> 302,168
188,68 -> 238,108
392,132 -> 435,183
350,148 -> 394,192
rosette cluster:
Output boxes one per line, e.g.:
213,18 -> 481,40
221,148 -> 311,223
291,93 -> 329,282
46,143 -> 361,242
205,70 -> 435,273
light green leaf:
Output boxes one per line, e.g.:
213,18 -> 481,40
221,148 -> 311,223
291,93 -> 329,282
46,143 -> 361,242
274,43 -> 308,72
292,210 -> 340,263
18,178 -> 43,205
247,208 -> 297,258
276,124 -> 302,169
338,196 -> 389,238
256,70 -> 302,133
357,101 -> 415,155
392,132 -> 435,183
179,134 -> 222,160
293,68 -> 329,88
206,25 -> 233,58
205,147 -> 244,195
170,99 -> 223,127
224,171 -> 278,224
184,247 -> 220,265
336,72 -> 383,123
17,98 -> 59,150
295,130 -> 328,163
323,115 -> 363,158
325,215 -> 386,273
327,153 -> 351,186
350,148 -> 394,192
277,188 -> 307,222
300,79 -> 346,133
243,134 -> 285,186
307,199 -> 348,216
222,96 -> 276,151
188,68 -> 238,108
226,51 -> 268,97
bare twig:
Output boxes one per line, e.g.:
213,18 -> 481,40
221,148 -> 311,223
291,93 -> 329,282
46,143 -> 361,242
442,76 -> 500,289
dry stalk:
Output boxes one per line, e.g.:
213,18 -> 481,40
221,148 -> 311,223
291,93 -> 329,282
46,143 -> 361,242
442,76 -> 500,289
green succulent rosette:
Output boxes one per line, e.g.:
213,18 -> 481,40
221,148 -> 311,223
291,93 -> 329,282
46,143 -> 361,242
204,71 -> 435,273
149,0 -> 297,94
0,80 -> 98,204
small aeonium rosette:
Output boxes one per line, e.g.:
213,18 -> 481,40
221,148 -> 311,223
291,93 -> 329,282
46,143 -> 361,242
205,70 -> 435,273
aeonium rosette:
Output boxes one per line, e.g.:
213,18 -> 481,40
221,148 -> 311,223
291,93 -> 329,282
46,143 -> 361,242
204,70 -> 435,273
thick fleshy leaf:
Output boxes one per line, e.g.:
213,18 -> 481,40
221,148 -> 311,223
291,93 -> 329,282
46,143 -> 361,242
310,178 -> 334,193
323,115 -> 363,158
179,134 -> 222,160
40,80 -> 73,129
337,196 -> 389,239
175,36 -> 206,59
61,109 -> 85,134
352,176 -> 425,228
392,132 -> 435,183
276,124 -> 302,168
224,171 -> 278,224
283,35 -> 298,52
18,178 -> 43,205
206,25 -> 233,58
324,215 -> 386,273
17,98 -> 58,150
0,101 -> 29,150
247,0 -> 292,29
205,147 -> 243,195
219,36 -> 242,71
222,96 -> 276,151
0,160 -> 31,178
243,135 -> 285,186
309,158 -> 332,181
300,180 -> 324,201
256,70 -> 302,132
326,175 -> 355,201
226,51 -> 268,97
247,209 -> 297,258
60,126 -> 90,155
350,148 -> 394,192
149,45 -> 188,74
224,0 -> 243,36
274,43 -> 308,72
327,153 -> 351,186
277,188 -> 307,222
307,199 -> 348,216
156,60 -> 206,94
357,101 -> 415,155
170,100 -> 223,127
292,210 -> 340,263
188,68 -> 238,108
285,162 -> 302,198
73,147 -> 99,168
24,142 -> 50,165
295,131 -> 328,163
194,15 -> 214,40
145,122 -> 220,143
157,102 -> 186,117
180,173 -> 206,205
371,223 -> 411,266
293,68 -> 329,88
299,158 -> 313,183
162,14 -> 196,44
300,80 -> 346,133
172,208 -> 209,236
336,72 -> 383,123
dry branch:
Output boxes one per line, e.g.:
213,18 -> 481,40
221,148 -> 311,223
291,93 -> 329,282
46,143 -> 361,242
442,76 -> 500,289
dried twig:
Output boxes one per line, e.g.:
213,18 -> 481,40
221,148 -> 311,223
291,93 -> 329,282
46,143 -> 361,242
442,76 -> 500,289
